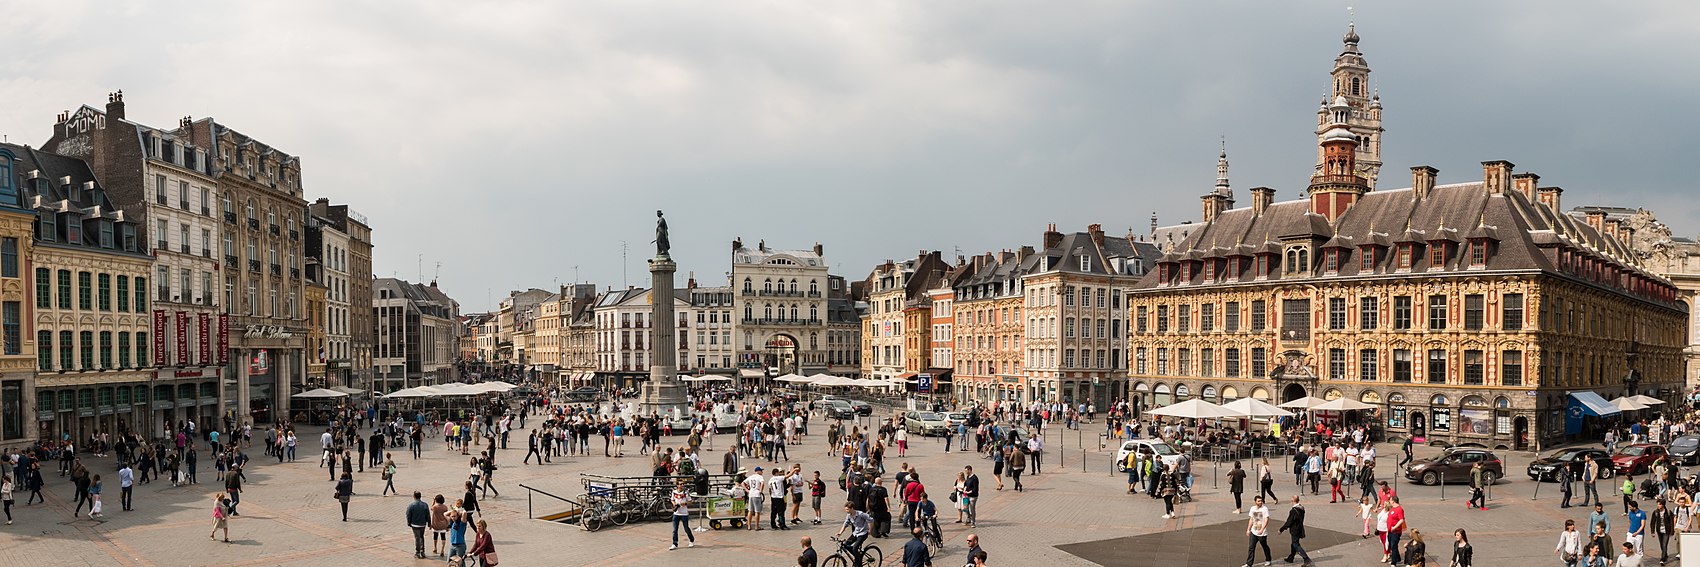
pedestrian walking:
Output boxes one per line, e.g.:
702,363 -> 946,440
1157,466 -> 1180,519
1561,465 -> 1576,508
1627,500 -> 1647,555
87,474 -> 104,519
1468,462 -> 1487,510
118,462 -> 134,511
1259,458 -> 1277,501
447,507 -> 469,566
406,490 -> 430,558
1556,519 -> 1583,567
1007,445 -> 1026,492
462,480 -> 480,519
1386,498 -> 1409,565
1244,495 -> 1272,567
209,493 -> 232,543
1651,497 -> 1675,565
1402,529 -> 1426,567
1228,461 -> 1247,513
429,494 -> 450,557
1279,495 -> 1312,566
224,464 -> 243,516
335,472 -> 354,521
669,480 -> 696,550
468,519 -> 497,566
1451,528 -> 1473,567
1,474 -> 12,525
382,454 -> 398,496
1584,458 -> 1602,507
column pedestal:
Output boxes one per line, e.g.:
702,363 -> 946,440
640,257 -> 687,417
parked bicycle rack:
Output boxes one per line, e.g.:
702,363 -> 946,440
573,473 -> 743,532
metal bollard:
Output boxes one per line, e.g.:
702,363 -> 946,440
1531,477 -> 1541,501
1440,472 -> 1446,501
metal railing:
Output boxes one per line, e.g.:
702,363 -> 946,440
518,483 -> 581,520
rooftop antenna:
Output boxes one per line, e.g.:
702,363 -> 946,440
416,253 -> 423,283
621,241 -> 629,288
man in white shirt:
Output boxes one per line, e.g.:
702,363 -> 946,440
1028,436 -> 1044,474
1245,496 -> 1272,567
320,430 -> 334,467
767,471 -> 789,530
1616,541 -> 1644,567
744,467 -> 766,531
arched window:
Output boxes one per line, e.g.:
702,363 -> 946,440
809,280 -> 818,294
789,305 -> 798,320
789,279 -> 797,293
1350,77 -> 1361,96
810,306 -> 818,321
764,304 -> 772,319
742,278 -> 752,293
763,279 -> 772,293
0,153 -> 14,205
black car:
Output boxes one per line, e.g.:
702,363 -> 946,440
563,387 -> 602,402
1526,448 -> 1614,482
1670,435 -> 1700,466
844,399 -> 874,416
822,400 -> 857,420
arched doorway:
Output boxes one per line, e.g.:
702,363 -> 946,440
1410,410 -> 1427,439
1514,416 -> 1529,450
1281,383 -> 1307,404
764,334 -> 799,375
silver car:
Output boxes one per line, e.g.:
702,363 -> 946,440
903,411 -> 949,436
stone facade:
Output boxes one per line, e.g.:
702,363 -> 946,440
1570,206 -> 1700,383
307,200 -> 372,391
0,147 -> 36,451
730,239 -> 830,377
860,251 -> 948,380
306,202 -> 354,388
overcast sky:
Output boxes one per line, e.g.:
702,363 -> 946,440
3,1 -> 1697,312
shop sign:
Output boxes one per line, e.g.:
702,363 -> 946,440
244,325 -> 293,339
217,314 -> 230,364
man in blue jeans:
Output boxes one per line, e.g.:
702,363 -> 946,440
670,481 -> 696,550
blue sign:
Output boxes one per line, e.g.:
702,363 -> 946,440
917,373 -> 933,394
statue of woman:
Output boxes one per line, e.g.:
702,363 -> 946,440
654,210 -> 670,257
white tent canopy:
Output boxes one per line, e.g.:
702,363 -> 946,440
292,388 -> 348,399
1277,396 -> 1329,410
1626,394 -> 1666,406
1221,397 -> 1294,418
1310,398 -> 1376,412
773,374 -> 814,384
381,387 -> 433,399
682,375 -> 732,382
1610,397 -> 1649,412
1147,399 -> 1241,419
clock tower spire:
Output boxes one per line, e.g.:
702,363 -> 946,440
1316,16 -> 1383,188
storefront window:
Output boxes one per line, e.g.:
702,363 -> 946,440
1431,410 -> 1451,432
1388,406 -> 1406,428
1,380 -> 20,439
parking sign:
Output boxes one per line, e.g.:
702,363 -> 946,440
917,373 -> 932,393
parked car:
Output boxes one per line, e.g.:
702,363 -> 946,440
1610,444 -> 1668,475
903,411 -> 949,437
711,408 -> 743,432
1668,435 -> 1700,466
1526,448 -> 1613,482
843,399 -> 874,416
1404,448 -> 1504,486
563,387 -> 601,402
809,395 -> 840,411
942,412 -> 970,430
1113,439 -> 1182,472
822,400 -> 856,420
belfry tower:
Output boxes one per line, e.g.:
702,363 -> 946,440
1315,20 -> 1383,188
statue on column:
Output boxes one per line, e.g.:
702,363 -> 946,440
654,210 -> 671,258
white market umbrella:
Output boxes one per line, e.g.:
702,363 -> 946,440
1222,397 -> 1294,418
1310,398 -> 1377,412
1147,399 -> 1240,419
426,384 -> 479,397
1278,396 -> 1329,410
381,387 -> 432,399
774,374 -> 814,384
1610,397 -> 1649,412
329,386 -> 366,395
1626,394 -> 1666,406
292,388 -> 348,399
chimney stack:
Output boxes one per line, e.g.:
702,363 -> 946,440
758,239 -> 766,252
813,242 -> 823,257
1042,223 -> 1063,250
1410,166 -> 1438,200
1481,160 -> 1514,195
732,238 -> 742,251
1250,187 -> 1276,214
1088,223 -> 1105,246
1584,210 -> 1606,232
1536,186 -> 1563,211
1604,218 -> 1622,241
105,90 -> 125,121
1511,173 -> 1540,200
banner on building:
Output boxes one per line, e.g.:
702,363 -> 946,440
175,311 -> 189,366
153,310 -> 168,366
217,314 -> 229,365
250,349 -> 270,375
199,313 -> 211,366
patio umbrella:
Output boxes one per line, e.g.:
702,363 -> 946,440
1626,394 -> 1666,406
1222,397 -> 1294,418
773,374 -> 814,384
381,387 -> 431,399
292,388 -> 348,399
1147,399 -> 1240,419
1310,398 -> 1376,412
426,384 -> 479,397
1277,396 -> 1329,410
329,386 -> 365,395
1610,397 -> 1649,412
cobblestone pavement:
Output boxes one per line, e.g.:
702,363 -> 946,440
0,413 -> 1660,566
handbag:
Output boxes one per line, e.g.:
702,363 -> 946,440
482,551 -> 499,566
948,491 -> 958,503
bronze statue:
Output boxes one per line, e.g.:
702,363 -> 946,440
654,210 -> 670,258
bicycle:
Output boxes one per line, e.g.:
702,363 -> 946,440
580,495 -> 630,532
919,515 -> 944,558
824,535 -> 883,567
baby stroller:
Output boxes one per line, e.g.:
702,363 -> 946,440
1640,478 -> 1662,500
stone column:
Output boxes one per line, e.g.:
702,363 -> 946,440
641,257 -> 686,415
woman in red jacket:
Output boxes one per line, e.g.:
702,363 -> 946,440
468,519 -> 497,566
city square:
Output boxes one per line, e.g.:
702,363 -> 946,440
0,406 -> 1670,566
3,2 -> 1700,567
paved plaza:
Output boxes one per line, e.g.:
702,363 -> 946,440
0,411 -> 1662,566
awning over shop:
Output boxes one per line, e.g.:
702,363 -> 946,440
1567,391 -> 1620,435
1568,391 -> 1619,417
738,369 -> 765,379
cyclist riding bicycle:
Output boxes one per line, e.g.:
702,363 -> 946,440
834,502 -> 872,559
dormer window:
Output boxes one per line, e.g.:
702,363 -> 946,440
1283,246 -> 1310,275
1469,240 -> 1488,267
1080,254 -> 1091,272
1397,244 -> 1414,270
1256,255 -> 1270,279
1359,247 -> 1376,270
1429,243 -> 1447,268
1203,260 -> 1215,281
1324,250 -> 1341,273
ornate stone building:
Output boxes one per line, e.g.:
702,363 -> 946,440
860,251 -> 948,380
0,146 -> 41,451
1315,23 -> 1384,189
1130,71 -> 1687,448
951,250 -> 1030,404
731,239 -> 830,377
1022,225 -> 1152,407
1570,206 -> 1700,381
9,144 -> 157,442
308,199 -> 371,391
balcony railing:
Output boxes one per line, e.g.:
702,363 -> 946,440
224,211 -> 236,223
202,249 -> 212,258
224,255 -> 238,269
248,260 -> 261,273
289,229 -> 299,241
202,206 -> 211,216
247,218 -> 259,230
268,225 -> 280,236
289,267 -> 300,280
270,263 -> 281,276
180,244 -> 190,254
